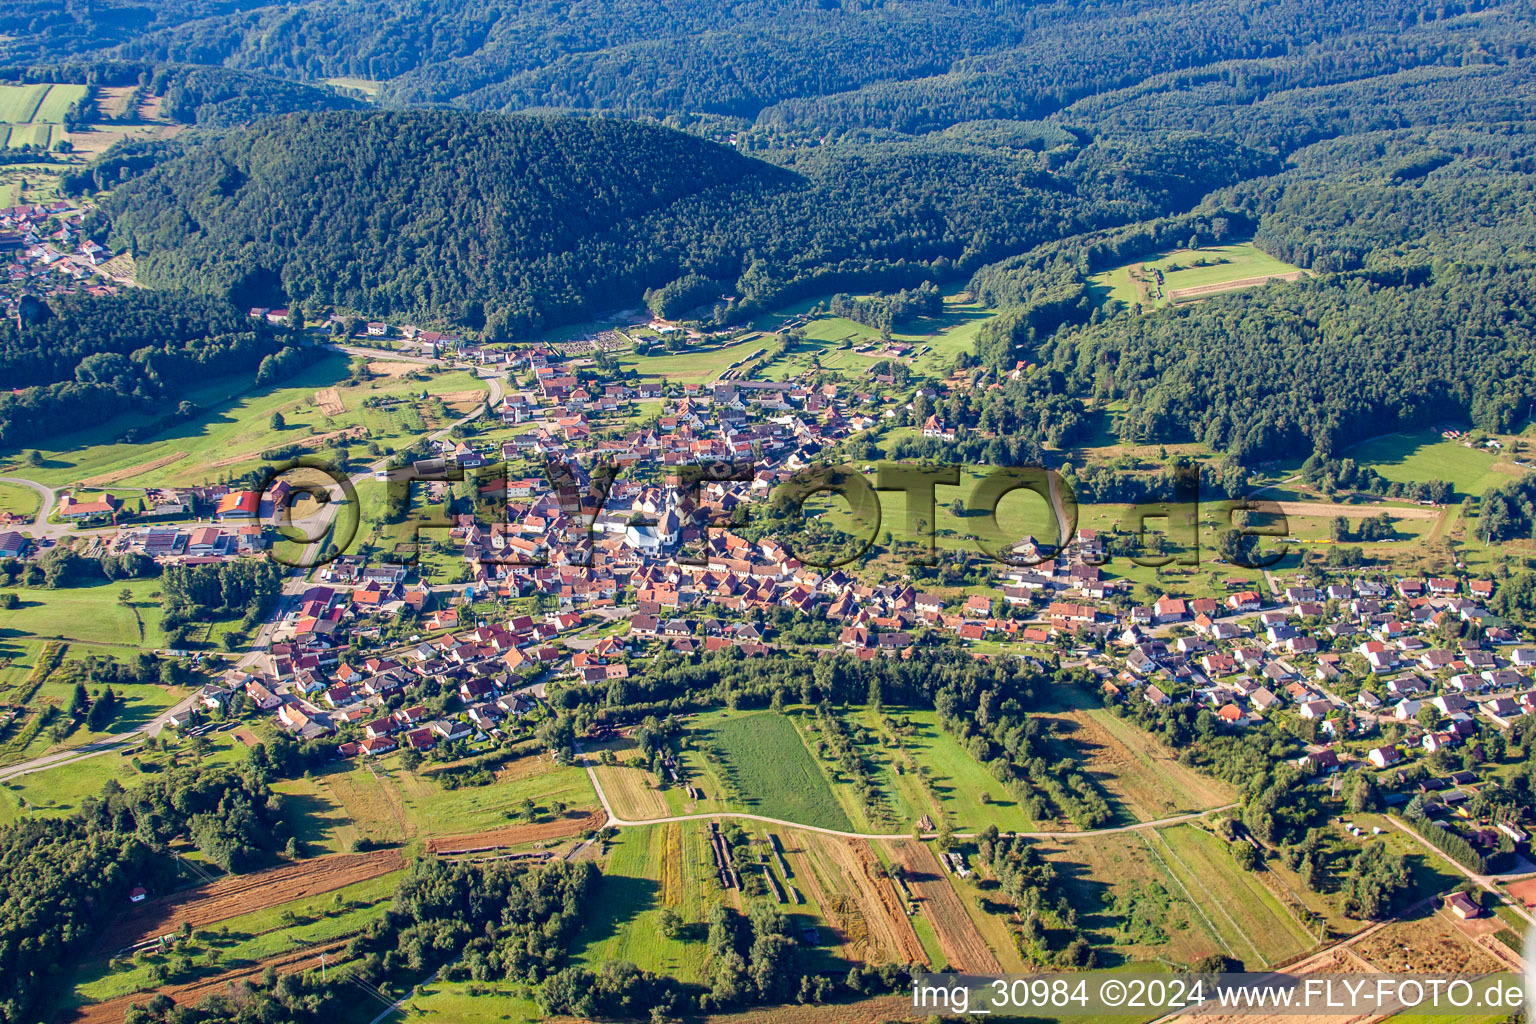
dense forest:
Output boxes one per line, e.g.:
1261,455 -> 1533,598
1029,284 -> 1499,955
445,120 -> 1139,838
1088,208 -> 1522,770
1037,263 -> 1536,461
0,291 -> 310,450
1,0 -> 1510,132
101,109 -> 1264,333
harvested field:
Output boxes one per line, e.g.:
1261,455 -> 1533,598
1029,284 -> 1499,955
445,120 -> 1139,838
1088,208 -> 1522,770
661,823 -> 684,906
80,452 -> 188,487
95,849 -> 403,953
1504,876 -> 1536,907
592,762 -> 671,819
1167,270 -> 1304,301
800,832 -> 926,964
482,751 -> 570,785
1046,699 -> 1233,822
367,360 -> 427,377
702,994 -> 911,1024
1275,501 -> 1438,521
888,840 -> 1001,973
424,810 -> 604,854
1351,911 -> 1502,973
438,389 -> 488,411
314,388 -> 345,416
67,937 -> 352,1024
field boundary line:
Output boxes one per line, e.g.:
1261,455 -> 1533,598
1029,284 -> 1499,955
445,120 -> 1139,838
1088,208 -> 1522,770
578,744 -> 1233,839
1147,828 -> 1269,968
1137,829 -> 1240,963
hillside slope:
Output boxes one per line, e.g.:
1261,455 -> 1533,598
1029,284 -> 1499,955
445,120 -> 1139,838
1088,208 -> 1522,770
104,110 -> 790,333
103,109 -> 1266,332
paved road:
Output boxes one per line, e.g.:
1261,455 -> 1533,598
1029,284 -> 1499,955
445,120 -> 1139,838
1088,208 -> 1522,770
285,374 -> 505,570
1386,814 -> 1536,926
0,689 -> 197,782
0,475 -> 53,530
577,745 -> 1235,840
0,475 -> 82,540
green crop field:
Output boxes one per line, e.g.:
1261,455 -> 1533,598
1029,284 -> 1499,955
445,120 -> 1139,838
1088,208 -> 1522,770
0,84 -> 50,123
34,84 -> 87,121
694,710 -> 854,831
0,83 -> 85,150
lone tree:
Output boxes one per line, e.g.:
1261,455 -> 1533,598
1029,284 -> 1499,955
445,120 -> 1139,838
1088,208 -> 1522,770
270,412 -> 286,431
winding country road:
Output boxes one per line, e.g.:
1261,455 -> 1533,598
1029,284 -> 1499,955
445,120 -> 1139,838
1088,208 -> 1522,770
0,475 -> 56,534
576,746 -> 1236,841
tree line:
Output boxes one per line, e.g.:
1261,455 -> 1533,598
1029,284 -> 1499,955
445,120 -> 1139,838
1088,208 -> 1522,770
0,291 -> 313,450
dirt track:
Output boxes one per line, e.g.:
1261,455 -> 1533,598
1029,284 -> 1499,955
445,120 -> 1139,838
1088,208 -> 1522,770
95,849 -> 404,953
424,811 -> 605,854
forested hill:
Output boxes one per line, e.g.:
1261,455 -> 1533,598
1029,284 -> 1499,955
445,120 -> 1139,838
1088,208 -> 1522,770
102,110 -> 1268,333
1,0 -> 1508,129
104,111 -> 784,333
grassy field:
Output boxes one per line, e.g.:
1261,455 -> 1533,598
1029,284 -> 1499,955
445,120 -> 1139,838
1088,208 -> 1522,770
804,464 -> 1061,572
0,352 -> 488,490
693,710 -> 855,832
0,576 -> 168,646
0,727 -> 245,823
747,292 -> 995,383
861,707 -> 1046,833
575,823 -> 713,979
0,83 -> 86,150
1038,690 -> 1236,825
1148,825 -> 1315,968
393,758 -> 599,838
67,869 -> 401,1006
397,984 -> 546,1024
0,481 -> 40,519
322,77 -> 383,97
1346,429 -> 1525,498
1033,830 -> 1223,966
618,336 -> 768,385
272,776 -> 358,856
1088,242 -> 1303,312
617,290 -> 997,389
